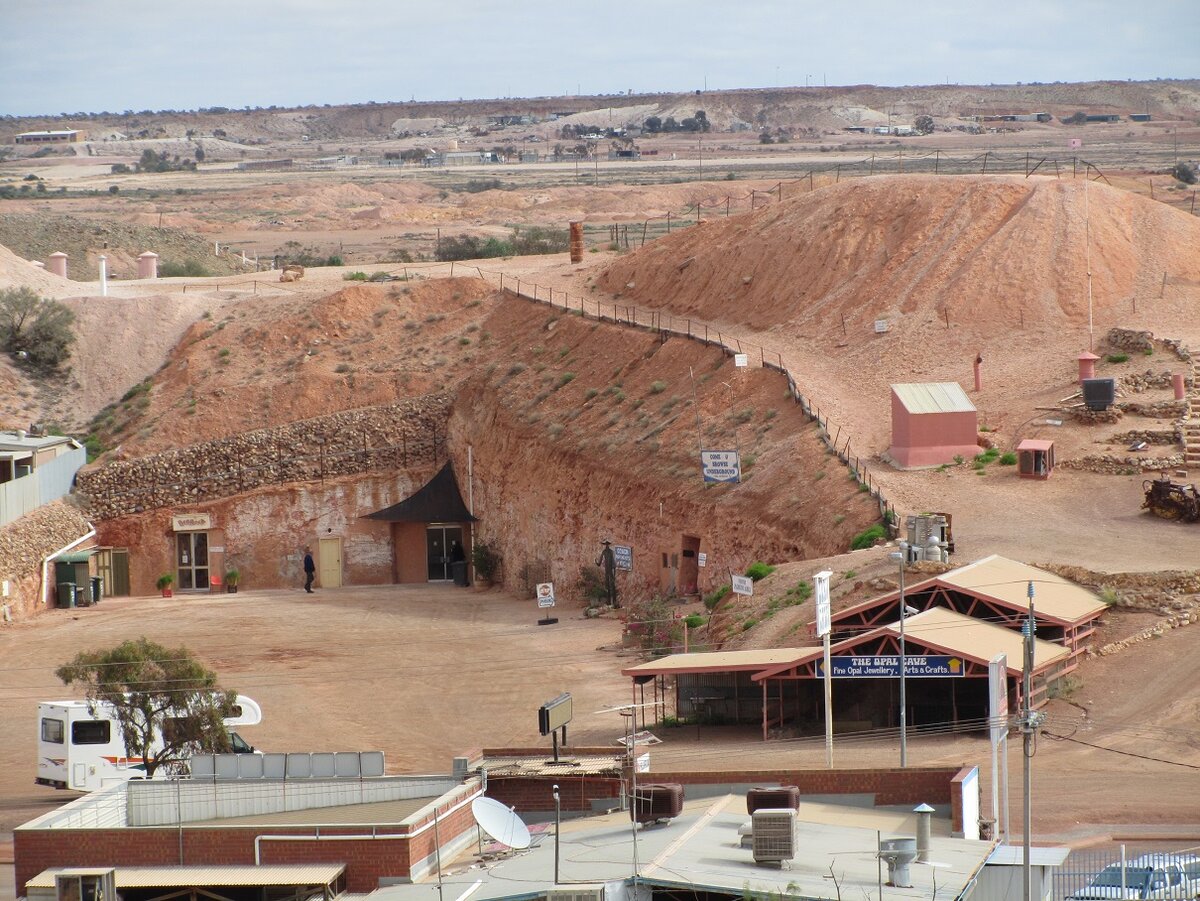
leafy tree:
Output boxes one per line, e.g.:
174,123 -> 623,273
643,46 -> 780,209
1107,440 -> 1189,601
1171,162 -> 1197,185
913,114 -> 935,135
0,286 -> 75,371
194,144 -> 205,162
55,637 -> 237,778
643,116 -> 662,133
1062,111 -> 1087,125
662,116 -> 680,132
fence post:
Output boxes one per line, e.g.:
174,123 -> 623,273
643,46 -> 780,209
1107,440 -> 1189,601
450,261 -> 455,277
667,212 -> 672,234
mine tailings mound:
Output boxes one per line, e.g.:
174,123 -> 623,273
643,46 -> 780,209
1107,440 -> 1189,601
445,298 -> 880,598
596,174 -> 1200,335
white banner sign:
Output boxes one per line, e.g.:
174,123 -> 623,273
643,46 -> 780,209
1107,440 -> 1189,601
701,450 -> 741,483
989,654 -> 1009,745
734,353 -> 749,368
635,752 -> 650,773
731,574 -> 753,597
697,552 -> 707,568
814,570 -> 832,637
536,582 -> 556,608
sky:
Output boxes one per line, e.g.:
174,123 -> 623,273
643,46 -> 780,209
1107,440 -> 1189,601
1,0 -> 1197,117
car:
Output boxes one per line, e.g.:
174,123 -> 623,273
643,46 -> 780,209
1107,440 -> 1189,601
1068,853 -> 1200,900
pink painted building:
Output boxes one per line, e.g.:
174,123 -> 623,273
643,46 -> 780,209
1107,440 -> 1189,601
887,382 -> 980,469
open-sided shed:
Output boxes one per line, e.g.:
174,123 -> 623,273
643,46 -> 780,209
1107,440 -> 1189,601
887,382 -> 980,468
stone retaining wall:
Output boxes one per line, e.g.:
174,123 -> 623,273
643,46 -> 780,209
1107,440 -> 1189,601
77,394 -> 450,520
0,501 -> 94,622
1058,453 -> 1185,475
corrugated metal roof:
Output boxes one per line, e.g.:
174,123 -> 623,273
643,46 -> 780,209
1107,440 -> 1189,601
940,555 -> 1106,623
895,607 -> 1069,670
27,864 -> 346,889
892,382 -> 977,414
622,648 -> 809,676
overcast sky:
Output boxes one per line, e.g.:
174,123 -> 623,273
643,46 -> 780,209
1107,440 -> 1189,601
1,0 -> 1196,117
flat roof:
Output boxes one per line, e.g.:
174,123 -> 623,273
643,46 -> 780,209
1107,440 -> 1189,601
367,794 -> 993,901
892,382 -> 976,414
27,864 -> 345,889
0,433 -> 77,450
1017,439 -> 1054,451
940,555 -> 1106,623
15,130 -> 80,137
622,648 -> 808,677
185,795 -> 434,827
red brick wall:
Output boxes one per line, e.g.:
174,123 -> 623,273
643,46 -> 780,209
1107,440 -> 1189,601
484,775 -> 624,812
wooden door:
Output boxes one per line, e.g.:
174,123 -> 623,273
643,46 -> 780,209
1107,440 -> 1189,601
318,538 -> 343,589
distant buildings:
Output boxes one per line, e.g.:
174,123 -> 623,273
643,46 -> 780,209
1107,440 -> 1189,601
14,130 -> 84,144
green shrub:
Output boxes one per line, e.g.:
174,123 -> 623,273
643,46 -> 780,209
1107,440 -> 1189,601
343,271 -> 369,281
1106,352 -> 1129,364
649,380 -> 667,394
850,523 -> 886,550
158,260 -> 212,278
999,451 -> 1017,465
745,562 -> 775,581
0,286 -> 75,371
556,372 -> 576,388
703,585 -> 730,610
683,613 -> 706,629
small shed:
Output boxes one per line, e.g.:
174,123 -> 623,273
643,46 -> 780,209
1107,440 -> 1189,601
887,382 -> 980,469
1016,439 -> 1054,479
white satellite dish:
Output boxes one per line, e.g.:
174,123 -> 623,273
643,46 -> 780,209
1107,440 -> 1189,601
471,797 -> 531,850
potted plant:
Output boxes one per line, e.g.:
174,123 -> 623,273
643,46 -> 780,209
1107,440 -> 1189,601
156,573 -> 174,598
224,568 -> 240,594
471,541 -> 500,588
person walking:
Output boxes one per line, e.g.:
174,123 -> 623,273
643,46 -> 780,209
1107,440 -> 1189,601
303,546 -> 315,593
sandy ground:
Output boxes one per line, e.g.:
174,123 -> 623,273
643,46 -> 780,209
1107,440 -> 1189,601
0,584 -> 1197,886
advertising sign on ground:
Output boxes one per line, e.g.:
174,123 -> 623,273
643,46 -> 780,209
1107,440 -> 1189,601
731,574 -> 754,596
536,582 -> 556,608
701,450 -> 741,483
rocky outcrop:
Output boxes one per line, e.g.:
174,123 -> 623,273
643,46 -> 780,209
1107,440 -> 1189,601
77,395 -> 450,519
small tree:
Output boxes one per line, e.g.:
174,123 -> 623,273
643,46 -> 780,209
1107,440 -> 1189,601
0,286 -> 75,371
1171,161 -> 1197,185
55,637 -> 238,778
913,114 -> 935,135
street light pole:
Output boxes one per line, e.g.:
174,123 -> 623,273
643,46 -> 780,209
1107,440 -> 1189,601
890,542 -> 910,768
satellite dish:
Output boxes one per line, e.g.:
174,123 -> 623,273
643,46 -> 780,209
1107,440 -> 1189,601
471,797 -> 531,850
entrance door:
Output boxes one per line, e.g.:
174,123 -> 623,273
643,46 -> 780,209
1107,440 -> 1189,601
176,532 -> 209,591
426,525 -> 463,581
318,538 -> 343,589
679,535 -> 701,595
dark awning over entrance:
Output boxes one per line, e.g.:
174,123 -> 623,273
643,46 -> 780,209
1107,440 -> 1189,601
365,463 -> 476,523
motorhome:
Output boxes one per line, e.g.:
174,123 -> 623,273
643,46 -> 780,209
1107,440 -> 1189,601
36,695 -> 261,791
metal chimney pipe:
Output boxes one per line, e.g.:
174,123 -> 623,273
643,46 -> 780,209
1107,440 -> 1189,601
914,803 -> 934,862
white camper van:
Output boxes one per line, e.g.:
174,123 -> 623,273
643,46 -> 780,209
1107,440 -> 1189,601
36,695 -> 261,792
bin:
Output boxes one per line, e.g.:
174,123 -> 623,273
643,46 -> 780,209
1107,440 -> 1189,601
90,576 -> 103,605
56,582 -> 77,609
451,561 -> 469,587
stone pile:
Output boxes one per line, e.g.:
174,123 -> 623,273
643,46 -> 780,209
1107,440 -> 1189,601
1104,429 -> 1180,446
1120,369 -> 1179,393
78,394 -> 451,520
1057,453 -> 1184,474
1119,399 -> 1186,418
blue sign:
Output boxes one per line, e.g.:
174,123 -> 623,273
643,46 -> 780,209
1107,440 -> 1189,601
701,450 -> 741,483
613,545 -> 633,571
818,655 -> 966,678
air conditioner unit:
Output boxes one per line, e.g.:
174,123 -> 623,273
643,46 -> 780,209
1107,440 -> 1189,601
547,885 -> 605,901
751,808 -> 796,865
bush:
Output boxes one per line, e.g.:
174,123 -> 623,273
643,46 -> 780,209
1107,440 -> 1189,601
703,584 -> 729,611
683,613 -> 706,630
158,260 -> 212,278
1106,352 -> 1128,364
471,541 -> 500,581
999,451 -> 1018,465
1171,162 -> 1197,185
744,562 -> 775,581
850,523 -> 886,550
343,271 -> 369,281
0,286 -> 75,371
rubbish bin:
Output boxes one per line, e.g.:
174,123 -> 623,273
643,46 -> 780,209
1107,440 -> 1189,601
451,561 -> 469,587
90,576 -> 103,605
56,582 -> 77,609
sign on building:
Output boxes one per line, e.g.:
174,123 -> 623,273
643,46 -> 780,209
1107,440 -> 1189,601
731,574 -> 754,597
701,450 -> 741,483
988,654 -> 1009,745
818,655 -> 966,678
613,545 -> 633,571
536,582 -> 556,608
635,752 -> 650,773
172,513 -> 212,531
697,552 -> 707,568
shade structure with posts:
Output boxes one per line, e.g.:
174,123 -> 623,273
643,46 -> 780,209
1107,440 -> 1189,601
1016,439 -> 1054,479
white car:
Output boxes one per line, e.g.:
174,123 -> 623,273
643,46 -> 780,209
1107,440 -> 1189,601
1068,853 -> 1200,900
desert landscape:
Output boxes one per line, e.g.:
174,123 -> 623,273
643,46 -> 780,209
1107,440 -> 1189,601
2,76 -> 1200,900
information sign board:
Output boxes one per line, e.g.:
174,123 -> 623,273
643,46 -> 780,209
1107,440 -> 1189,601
731,574 -> 754,597
817,655 -> 965,678
613,545 -> 633,571
536,582 -> 556,608
701,450 -> 741,483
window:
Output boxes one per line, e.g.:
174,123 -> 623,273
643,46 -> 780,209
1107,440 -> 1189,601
71,720 -> 111,745
41,718 -> 65,744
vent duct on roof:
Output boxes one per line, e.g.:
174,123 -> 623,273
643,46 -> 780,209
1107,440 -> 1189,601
879,836 -> 918,887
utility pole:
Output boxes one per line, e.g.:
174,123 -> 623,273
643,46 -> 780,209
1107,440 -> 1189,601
1019,580 -> 1045,901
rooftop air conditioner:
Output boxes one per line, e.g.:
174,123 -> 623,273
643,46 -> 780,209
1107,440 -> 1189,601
752,808 -> 796,865
546,886 -> 605,901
